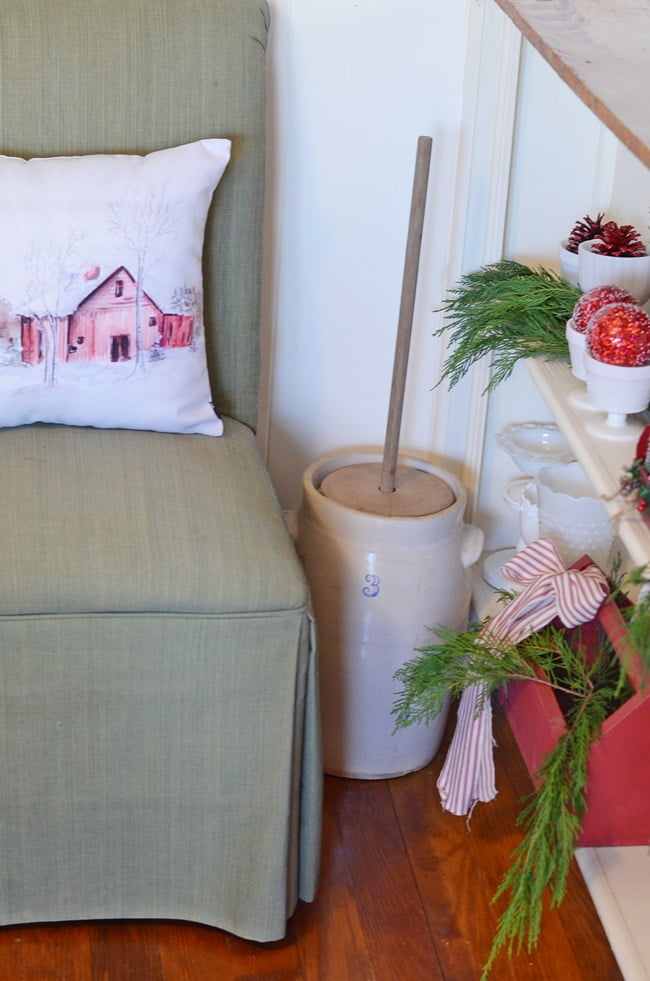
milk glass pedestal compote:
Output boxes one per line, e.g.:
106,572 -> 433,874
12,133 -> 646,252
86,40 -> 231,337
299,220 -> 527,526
583,353 -> 650,442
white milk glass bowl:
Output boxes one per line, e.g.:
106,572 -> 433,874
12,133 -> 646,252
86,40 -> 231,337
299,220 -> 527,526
496,422 -> 575,476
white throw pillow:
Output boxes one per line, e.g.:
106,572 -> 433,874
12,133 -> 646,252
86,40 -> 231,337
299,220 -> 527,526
0,139 -> 231,435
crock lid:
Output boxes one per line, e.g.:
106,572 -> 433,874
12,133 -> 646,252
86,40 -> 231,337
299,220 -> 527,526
320,462 -> 456,517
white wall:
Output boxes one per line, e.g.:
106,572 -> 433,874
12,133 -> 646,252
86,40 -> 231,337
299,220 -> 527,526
260,0 -> 473,509
260,0 -> 650,550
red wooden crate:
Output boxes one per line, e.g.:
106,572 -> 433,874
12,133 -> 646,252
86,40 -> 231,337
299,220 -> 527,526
499,557 -> 650,847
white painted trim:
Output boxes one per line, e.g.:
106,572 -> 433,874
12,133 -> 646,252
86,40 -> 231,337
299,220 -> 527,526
436,0 -> 522,521
591,117 -> 619,214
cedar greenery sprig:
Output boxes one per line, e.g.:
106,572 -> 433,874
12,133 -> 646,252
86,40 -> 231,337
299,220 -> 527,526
392,617 -> 634,979
434,261 -> 580,392
481,637 -> 620,978
391,620 -> 580,731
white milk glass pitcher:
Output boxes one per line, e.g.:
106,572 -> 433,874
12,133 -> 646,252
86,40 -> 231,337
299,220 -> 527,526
536,461 -> 614,571
504,476 -> 539,551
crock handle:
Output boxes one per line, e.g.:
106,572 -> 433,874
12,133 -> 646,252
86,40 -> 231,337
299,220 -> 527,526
461,524 -> 485,569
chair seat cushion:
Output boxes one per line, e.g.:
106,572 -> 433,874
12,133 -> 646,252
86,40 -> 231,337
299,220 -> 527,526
0,418 -> 308,616
0,416 -> 321,943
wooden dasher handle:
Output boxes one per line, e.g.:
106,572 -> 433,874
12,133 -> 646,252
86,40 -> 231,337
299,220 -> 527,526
379,135 -> 432,494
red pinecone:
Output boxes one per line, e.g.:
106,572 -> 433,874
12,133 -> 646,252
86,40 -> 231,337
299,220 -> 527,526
591,221 -> 647,257
566,212 -> 607,253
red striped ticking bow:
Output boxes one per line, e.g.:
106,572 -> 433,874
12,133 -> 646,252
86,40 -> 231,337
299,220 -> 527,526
436,538 -> 609,817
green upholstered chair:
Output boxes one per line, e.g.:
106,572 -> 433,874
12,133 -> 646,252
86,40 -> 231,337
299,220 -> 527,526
0,0 -> 321,942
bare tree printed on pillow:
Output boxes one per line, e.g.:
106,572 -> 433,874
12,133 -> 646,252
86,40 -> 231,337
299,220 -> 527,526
19,230 -> 89,386
108,183 -> 177,375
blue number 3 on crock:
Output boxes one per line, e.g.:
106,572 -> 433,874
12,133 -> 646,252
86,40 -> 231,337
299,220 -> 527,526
362,574 -> 380,598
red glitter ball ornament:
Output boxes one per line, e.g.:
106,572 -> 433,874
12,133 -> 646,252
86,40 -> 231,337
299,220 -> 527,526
572,284 -> 639,333
586,302 -> 650,366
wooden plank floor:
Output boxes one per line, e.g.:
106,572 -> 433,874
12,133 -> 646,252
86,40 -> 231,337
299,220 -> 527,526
0,701 -> 622,980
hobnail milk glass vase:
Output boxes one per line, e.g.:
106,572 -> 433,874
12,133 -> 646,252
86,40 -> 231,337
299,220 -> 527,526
536,461 -> 614,571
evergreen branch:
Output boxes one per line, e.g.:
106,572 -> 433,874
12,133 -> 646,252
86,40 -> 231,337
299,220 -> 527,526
391,624 -> 540,730
482,679 -> 610,978
392,623 -> 595,733
434,261 -> 580,392
481,638 -> 621,978
392,618 -> 631,979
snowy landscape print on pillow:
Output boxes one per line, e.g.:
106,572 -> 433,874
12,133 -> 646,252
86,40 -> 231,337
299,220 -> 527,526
0,139 -> 231,435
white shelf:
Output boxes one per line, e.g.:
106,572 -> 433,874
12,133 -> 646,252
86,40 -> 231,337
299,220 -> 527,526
493,0 -> 650,168
576,848 -> 650,981
526,357 -> 650,571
